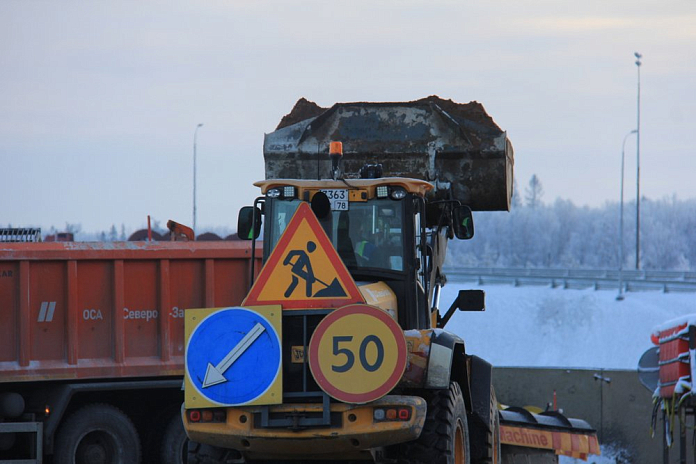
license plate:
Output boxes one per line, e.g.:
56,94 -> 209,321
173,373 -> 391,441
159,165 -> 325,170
320,189 -> 349,211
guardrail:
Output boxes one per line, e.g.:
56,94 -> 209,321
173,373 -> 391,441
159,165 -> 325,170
0,228 -> 42,242
444,267 -> 696,293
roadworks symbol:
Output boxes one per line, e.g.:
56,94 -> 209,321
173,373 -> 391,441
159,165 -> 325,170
243,202 -> 364,309
283,240 -> 347,299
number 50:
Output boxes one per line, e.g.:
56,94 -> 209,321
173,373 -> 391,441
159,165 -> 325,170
332,335 -> 384,373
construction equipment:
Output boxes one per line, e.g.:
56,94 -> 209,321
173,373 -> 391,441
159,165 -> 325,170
642,314 -> 696,464
182,97 -> 600,463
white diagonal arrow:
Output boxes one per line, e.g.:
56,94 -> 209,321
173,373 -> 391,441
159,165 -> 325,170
202,322 -> 266,388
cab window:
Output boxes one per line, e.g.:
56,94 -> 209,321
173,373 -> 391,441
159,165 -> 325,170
266,198 -> 404,272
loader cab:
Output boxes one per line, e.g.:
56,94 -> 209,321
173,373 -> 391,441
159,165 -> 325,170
267,197 -> 404,272
247,178 -> 433,330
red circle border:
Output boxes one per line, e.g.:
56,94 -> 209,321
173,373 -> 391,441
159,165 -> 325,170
308,304 -> 407,403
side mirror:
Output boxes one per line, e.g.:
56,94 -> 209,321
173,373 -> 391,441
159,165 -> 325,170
637,346 -> 659,392
311,191 -> 331,219
457,289 -> 485,311
453,205 -> 474,240
438,289 -> 485,328
237,206 -> 262,240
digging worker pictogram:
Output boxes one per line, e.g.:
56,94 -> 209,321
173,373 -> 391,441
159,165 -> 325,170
282,240 -> 347,299
283,241 -> 317,298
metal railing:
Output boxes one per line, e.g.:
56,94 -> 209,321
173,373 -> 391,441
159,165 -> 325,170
0,228 -> 42,243
444,267 -> 696,293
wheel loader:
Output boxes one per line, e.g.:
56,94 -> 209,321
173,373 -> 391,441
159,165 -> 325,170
182,97 -> 599,463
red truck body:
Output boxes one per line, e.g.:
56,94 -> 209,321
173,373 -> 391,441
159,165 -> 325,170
0,240 -> 259,462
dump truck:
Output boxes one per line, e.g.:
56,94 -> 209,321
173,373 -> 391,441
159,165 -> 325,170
182,97 -> 600,463
0,239 -> 259,463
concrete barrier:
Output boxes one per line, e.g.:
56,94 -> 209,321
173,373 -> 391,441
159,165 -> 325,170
494,367 -> 681,463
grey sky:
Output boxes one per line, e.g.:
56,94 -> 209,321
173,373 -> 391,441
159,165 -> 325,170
2,1 -> 694,233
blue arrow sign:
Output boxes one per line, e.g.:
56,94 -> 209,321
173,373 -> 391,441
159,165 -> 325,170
186,307 -> 281,406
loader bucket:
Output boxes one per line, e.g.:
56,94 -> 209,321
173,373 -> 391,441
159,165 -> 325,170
263,96 -> 514,211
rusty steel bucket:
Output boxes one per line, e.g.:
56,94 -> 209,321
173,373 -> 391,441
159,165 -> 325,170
263,96 -> 514,211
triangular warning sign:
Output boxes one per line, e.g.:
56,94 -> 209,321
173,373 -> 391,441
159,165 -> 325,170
243,203 -> 365,310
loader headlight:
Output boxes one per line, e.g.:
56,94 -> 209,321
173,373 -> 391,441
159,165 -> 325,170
390,187 -> 407,200
266,186 -> 296,199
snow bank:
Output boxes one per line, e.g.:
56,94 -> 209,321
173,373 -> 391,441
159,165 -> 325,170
441,281 -> 695,370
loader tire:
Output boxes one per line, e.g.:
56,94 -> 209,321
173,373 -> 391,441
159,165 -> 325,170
160,413 -> 188,464
470,389 -> 501,464
399,382 -> 470,464
54,403 -> 141,464
501,445 -> 558,464
187,441 -> 243,464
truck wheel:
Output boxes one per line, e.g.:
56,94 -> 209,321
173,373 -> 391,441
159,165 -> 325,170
470,389 -> 500,464
54,403 -> 141,464
399,382 -> 470,464
160,413 -> 188,464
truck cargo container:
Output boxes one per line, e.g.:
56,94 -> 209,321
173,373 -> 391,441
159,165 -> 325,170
0,240 -> 260,463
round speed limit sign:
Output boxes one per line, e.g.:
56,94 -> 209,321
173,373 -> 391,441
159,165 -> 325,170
308,304 -> 407,403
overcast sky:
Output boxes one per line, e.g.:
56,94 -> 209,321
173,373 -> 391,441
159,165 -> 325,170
2,1 -> 695,233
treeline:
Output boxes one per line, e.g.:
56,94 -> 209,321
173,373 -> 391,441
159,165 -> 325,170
42,223 -> 128,242
447,196 -> 696,271
44,221 -> 234,242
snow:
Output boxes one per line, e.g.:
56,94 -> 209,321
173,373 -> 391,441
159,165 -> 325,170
653,313 -> 696,338
441,281 -> 695,370
560,445 -> 632,464
439,281 -> 695,462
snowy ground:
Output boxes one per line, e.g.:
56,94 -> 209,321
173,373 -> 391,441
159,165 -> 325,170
441,281 -> 695,370
440,281 -> 694,463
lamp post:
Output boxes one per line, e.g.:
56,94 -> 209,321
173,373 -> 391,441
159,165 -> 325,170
617,129 -> 637,301
193,123 -> 204,234
634,52 -> 642,270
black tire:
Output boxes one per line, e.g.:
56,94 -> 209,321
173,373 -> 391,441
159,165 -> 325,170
470,389 -> 501,464
399,382 -> 470,464
53,403 -> 141,464
187,441 -> 242,464
160,413 -> 188,464
501,445 -> 558,464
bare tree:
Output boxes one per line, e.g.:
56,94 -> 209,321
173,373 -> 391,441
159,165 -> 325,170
64,222 -> 82,235
525,174 -> 544,209
511,178 -> 522,208
447,196 -> 696,270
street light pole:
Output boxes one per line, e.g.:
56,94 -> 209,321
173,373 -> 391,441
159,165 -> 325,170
634,52 -> 642,270
618,129 -> 637,301
193,123 -> 204,234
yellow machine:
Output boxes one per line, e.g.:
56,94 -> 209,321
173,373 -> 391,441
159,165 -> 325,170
182,98 -> 600,463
